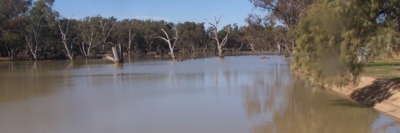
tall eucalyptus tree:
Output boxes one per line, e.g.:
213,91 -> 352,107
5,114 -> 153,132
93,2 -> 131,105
0,0 -> 31,58
24,0 -> 57,60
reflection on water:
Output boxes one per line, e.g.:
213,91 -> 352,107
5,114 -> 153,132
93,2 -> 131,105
0,55 -> 399,133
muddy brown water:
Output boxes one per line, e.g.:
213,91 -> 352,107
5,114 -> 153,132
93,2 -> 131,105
0,55 -> 399,133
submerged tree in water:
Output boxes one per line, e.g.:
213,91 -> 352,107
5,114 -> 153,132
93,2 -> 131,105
205,16 -> 230,58
293,0 -> 400,86
156,26 -> 179,59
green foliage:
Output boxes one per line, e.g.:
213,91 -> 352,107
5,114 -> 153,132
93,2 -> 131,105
0,0 -> 257,59
176,22 -> 207,51
249,0 -> 314,53
365,62 -> 400,79
0,0 -> 31,58
293,0 -> 400,86
242,14 -> 286,51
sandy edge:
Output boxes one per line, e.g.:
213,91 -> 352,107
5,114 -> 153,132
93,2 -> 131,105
331,76 -> 400,121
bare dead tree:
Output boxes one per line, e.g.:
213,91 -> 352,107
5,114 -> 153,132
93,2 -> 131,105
57,17 -> 76,60
156,26 -> 179,59
205,16 -> 230,58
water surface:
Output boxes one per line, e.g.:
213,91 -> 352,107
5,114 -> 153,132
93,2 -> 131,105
0,55 -> 399,133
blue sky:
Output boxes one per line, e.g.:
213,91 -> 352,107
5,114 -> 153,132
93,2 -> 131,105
53,0 -> 265,29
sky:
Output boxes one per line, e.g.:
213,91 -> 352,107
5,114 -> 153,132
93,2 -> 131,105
52,0 -> 265,29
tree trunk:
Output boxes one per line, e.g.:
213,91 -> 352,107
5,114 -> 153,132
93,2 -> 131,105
170,48 -> 175,59
58,18 -> 74,60
112,47 -> 120,62
249,43 -> 254,51
106,44 -> 123,63
86,47 -> 91,58
282,38 -> 292,56
203,45 -> 208,53
128,28 -> 135,55
277,43 -> 281,54
291,37 -> 296,53
205,16 -> 230,59
284,44 -> 293,56
191,45 -> 196,52
218,46 -> 223,57
156,28 -> 178,60
31,52 -> 37,60
237,43 -> 243,52
80,23 -> 114,59
5,45 -> 15,59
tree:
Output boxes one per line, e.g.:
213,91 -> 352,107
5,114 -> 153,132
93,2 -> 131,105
177,22 -> 196,52
194,23 -> 207,52
0,0 -> 31,58
293,0 -> 400,86
249,0 -> 314,53
100,16 -> 116,53
111,19 -> 132,55
140,19 -> 161,53
245,14 -> 267,51
156,26 -> 179,59
226,24 -> 244,52
24,0 -> 57,60
242,14 -> 280,52
57,17 -> 76,60
273,25 -> 289,54
78,15 -> 114,58
127,21 -> 136,54
205,16 -> 230,58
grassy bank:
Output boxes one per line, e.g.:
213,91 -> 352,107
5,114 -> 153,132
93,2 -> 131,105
291,60 -> 400,121
365,61 -> 400,79
333,61 -> 400,121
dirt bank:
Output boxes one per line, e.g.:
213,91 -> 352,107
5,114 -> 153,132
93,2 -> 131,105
332,76 -> 400,121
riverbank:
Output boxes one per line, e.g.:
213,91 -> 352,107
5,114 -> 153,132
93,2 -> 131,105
332,76 -> 400,121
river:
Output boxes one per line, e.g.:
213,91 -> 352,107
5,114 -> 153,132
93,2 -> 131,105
0,55 -> 399,133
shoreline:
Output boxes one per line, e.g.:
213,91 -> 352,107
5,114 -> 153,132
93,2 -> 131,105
331,76 -> 400,121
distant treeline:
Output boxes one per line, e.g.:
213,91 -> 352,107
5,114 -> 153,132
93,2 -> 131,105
248,0 -> 400,85
0,0 -> 290,60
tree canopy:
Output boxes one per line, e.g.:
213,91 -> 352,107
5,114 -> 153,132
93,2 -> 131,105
292,0 -> 400,86
0,0 -> 304,60
249,0 -> 314,52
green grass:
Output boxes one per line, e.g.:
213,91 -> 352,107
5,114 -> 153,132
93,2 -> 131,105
365,61 -> 400,79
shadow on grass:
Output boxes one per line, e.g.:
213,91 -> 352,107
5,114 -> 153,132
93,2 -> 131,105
349,78 -> 400,107
329,99 -> 369,108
